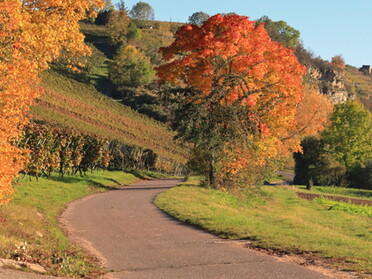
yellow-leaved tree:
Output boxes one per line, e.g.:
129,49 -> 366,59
0,0 -> 103,203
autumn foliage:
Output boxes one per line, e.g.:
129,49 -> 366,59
331,55 -> 346,69
157,14 -> 331,187
0,0 -> 103,203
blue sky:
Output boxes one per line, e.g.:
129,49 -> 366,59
116,0 -> 372,67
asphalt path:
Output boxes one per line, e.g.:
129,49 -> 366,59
0,268 -> 62,279
60,179 -> 332,279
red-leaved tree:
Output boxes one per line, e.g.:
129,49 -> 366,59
157,14 -> 331,188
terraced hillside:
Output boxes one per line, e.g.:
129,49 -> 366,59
26,19 -> 190,173
345,65 -> 372,111
30,69 -> 188,171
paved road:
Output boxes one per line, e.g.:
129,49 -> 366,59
0,268 -> 62,279
277,171 -> 295,182
60,179 -> 332,279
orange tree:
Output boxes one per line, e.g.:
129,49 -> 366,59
157,14 -> 330,188
0,0 -> 103,203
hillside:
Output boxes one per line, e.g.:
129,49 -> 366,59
29,18 -> 371,174
25,18 -> 190,174
345,65 -> 372,111
30,70 -> 188,172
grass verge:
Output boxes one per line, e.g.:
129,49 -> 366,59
154,180 -> 372,277
297,185 -> 372,200
0,170 -> 156,277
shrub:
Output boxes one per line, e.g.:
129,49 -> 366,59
308,161 -> 348,187
294,136 -> 323,185
348,161 -> 372,190
108,45 -> 154,93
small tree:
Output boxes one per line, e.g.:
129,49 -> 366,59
126,21 -> 142,40
109,45 -> 154,94
188,11 -> 210,26
330,55 -> 346,69
116,0 -> 128,12
295,101 -> 372,187
255,16 -> 300,49
129,1 -> 155,21
107,10 -> 130,45
322,101 -> 372,170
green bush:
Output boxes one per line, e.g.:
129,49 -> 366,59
308,162 -> 348,187
348,161 -> 372,190
293,136 -> 323,185
126,22 -> 142,40
108,45 -> 154,90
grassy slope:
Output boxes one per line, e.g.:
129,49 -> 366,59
31,70 -> 188,166
128,21 -> 182,65
154,181 -> 372,276
345,65 -> 372,111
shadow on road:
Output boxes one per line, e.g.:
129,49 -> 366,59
116,186 -> 175,191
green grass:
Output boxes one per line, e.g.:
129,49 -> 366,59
0,170 -> 141,277
154,182 -> 372,276
89,57 -> 112,87
297,185 -> 372,199
316,197 -> 372,217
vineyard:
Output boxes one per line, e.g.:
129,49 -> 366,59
28,70 -> 188,174
24,19 -> 190,175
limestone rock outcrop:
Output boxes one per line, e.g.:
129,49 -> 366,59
307,67 -> 354,103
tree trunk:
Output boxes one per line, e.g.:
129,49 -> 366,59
209,159 -> 216,188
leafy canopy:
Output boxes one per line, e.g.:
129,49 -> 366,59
0,0 -> 103,203
157,14 -> 312,188
294,101 -> 371,188
109,45 -> 154,90
322,101 -> 372,169
255,16 -> 300,49
188,11 -> 210,26
107,10 -> 131,45
129,1 -> 155,21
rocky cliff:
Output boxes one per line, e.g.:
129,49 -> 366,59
307,67 -> 354,103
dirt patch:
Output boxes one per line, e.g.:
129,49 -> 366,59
239,242 -> 365,279
0,212 -> 6,223
297,192 -> 372,206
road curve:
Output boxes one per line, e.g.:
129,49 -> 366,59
60,179 -> 332,279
